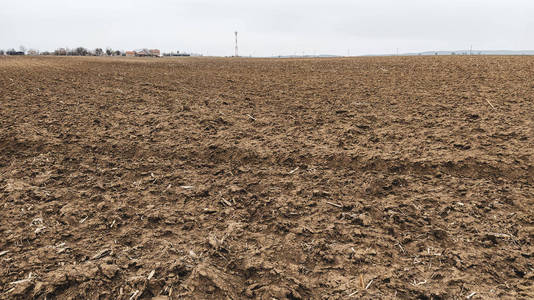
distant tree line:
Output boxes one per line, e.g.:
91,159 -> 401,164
1,46 -> 191,57
0,46 -> 125,56
162,51 -> 191,57
51,47 -> 123,56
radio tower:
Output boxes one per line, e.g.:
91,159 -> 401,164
234,31 -> 238,57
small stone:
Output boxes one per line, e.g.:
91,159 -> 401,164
100,264 -> 119,279
229,185 -> 244,193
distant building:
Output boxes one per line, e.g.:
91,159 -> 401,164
136,49 -> 149,57
6,50 -> 24,55
126,49 -> 161,57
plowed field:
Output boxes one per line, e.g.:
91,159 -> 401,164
1,56 -> 533,299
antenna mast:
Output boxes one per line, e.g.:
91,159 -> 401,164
234,31 -> 238,57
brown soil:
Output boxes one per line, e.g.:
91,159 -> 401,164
0,56 -> 533,299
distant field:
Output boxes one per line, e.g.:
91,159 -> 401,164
1,56 -> 533,299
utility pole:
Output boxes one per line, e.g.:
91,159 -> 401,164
234,31 -> 238,57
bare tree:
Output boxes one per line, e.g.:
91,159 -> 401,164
19,45 -> 26,54
95,48 -> 103,56
74,47 -> 88,56
105,48 -> 113,56
54,48 -> 67,56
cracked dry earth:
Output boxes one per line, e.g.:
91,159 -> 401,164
0,56 -> 533,299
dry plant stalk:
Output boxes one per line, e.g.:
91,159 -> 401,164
485,99 -> 496,109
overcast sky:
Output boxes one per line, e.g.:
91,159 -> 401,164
1,0 -> 533,56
